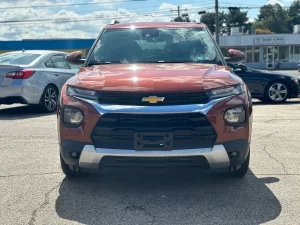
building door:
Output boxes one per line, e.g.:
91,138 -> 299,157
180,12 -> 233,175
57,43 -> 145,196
266,46 -> 275,69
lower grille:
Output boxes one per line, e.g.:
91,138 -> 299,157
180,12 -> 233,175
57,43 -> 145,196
99,156 -> 210,169
91,113 -> 217,150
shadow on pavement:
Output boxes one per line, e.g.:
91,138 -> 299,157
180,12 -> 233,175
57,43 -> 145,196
55,170 -> 281,225
0,104 -> 55,120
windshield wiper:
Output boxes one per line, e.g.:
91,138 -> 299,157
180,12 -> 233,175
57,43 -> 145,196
87,61 -> 122,66
157,60 -> 195,63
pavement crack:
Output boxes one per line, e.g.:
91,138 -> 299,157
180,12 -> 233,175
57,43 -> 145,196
0,172 -> 61,178
263,145 -> 289,174
28,182 -> 61,225
252,132 -> 278,141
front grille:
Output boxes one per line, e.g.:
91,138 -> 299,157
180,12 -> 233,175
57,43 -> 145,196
99,156 -> 210,170
91,113 -> 217,150
97,91 -> 209,106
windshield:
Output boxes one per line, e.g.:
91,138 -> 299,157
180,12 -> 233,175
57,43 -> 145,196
87,27 -> 223,65
0,52 -> 41,65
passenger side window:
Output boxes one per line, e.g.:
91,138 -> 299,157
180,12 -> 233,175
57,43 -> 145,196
44,58 -> 55,68
51,55 -> 71,69
44,55 -> 71,69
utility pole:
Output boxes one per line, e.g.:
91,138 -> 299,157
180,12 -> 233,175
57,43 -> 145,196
171,6 -> 188,21
215,0 -> 219,45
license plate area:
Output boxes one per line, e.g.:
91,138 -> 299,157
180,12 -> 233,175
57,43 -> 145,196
134,132 -> 173,150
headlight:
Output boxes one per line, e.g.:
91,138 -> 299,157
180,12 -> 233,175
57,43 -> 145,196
63,107 -> 84,126
224,106 -> 246,125
208,85 -> 243,100
291,76 -> 299,84
66,85 -> 99,100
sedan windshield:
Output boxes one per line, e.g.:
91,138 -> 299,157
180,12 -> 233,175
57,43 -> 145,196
88,27 -> 223,65
0,52 -> 41,65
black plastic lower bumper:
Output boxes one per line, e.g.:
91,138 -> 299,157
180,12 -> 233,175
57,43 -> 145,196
60,138 -> 250,169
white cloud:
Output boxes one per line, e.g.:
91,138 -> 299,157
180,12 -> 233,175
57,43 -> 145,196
249,18 -> 256,23
267,0 -> 284,6
0,1 -> 214,40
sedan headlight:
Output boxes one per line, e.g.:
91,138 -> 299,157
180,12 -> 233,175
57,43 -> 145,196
224,106 -> 246,125
66,85 -> 99,100
208,85 -> 243,100
63,106 -> 84,126
291,76 -> 299,84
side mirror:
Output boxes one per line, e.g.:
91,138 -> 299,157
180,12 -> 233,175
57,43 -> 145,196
225,49 -> 245,63
66,51 -> 85,65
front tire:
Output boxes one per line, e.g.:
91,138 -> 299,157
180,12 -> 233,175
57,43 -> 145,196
60,154 -> 82,179
40,85 -> 58,113
265,82 -> 289,103
229,150 -> 250,178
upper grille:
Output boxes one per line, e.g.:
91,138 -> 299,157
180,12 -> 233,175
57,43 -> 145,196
97,91 -> 209,106
91,113 -> 217,150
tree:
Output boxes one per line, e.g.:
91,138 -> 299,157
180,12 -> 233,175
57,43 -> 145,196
288,0 -> 300,30
253,4 -> 290,33
255,28 -> 274,34
173,16 -> 191,22
225,8 -> 250,34
200,12 -> 226,34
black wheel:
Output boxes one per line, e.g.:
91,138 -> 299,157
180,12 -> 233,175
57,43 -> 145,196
229,150 -> 250,178
60,153 -> 83,179
265,81 -> 289,103
40,85 -> 58,113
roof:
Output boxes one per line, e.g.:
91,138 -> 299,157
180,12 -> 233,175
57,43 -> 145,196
106,22 -> 206,29
4,50 -> 67,55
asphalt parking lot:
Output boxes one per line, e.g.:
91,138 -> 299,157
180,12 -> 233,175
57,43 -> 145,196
1,71 -> 300,225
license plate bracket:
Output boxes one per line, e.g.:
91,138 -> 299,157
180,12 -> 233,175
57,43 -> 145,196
134,132 -> 173,150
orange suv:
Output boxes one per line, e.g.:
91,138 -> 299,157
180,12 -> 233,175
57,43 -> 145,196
58,21 -> 252,179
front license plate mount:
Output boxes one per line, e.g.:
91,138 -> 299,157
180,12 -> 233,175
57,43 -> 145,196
134,132 -> 173,151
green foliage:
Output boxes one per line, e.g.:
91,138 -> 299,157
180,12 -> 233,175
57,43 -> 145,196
200,12 -> 226,34
173,16 -> 191,22
288,0 -> 300,29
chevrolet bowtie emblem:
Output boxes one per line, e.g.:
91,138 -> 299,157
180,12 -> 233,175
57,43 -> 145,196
142,96 -> 165,104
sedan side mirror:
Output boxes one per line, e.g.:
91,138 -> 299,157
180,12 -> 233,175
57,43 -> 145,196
225,49 -> 245,63
66,51 -> 85,65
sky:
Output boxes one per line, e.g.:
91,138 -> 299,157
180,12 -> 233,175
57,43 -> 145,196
0,0 -> 295,40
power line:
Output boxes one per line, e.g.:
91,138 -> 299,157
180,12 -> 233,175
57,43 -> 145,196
0,0 -> 147,10
0,8 -> 215,26
0,4 -> 215,25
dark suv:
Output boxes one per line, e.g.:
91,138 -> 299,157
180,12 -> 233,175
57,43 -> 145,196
58,21 -> 252,179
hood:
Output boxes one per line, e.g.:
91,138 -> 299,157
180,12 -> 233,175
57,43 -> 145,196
67,63 -> 242,93
252,69 -> 296,78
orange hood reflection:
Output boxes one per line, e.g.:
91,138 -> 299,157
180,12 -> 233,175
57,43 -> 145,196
67,63 -> 242,92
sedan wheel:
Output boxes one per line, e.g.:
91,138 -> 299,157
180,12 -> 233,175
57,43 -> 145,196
40,85 -> 58,113
266,82 -> 289,103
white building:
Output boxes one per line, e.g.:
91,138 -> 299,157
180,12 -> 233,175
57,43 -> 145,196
219,25 -> 300,70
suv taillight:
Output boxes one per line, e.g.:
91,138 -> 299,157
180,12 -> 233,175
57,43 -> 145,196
6,70 -> 35,79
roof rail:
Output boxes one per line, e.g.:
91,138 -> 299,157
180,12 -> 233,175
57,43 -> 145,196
109,20 -> 120,25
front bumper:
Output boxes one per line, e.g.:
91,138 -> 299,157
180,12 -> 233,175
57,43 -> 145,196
58,86 -> 252,173
60,139 -> 250,172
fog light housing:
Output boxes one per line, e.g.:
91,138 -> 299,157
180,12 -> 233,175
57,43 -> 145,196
63,106 -> 84,126
224,106 -> 246,125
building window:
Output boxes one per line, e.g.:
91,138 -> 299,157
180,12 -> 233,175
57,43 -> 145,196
253,47 -> 260,63
246,47 -> 253,63
293,46 -> 300,62
278,46 -> 290,63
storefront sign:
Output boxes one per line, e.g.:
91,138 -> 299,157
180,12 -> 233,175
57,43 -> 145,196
253,37 -> 286,45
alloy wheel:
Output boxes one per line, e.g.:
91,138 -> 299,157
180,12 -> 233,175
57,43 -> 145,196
44,87 -> 57,111
268,83 -> 288,102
